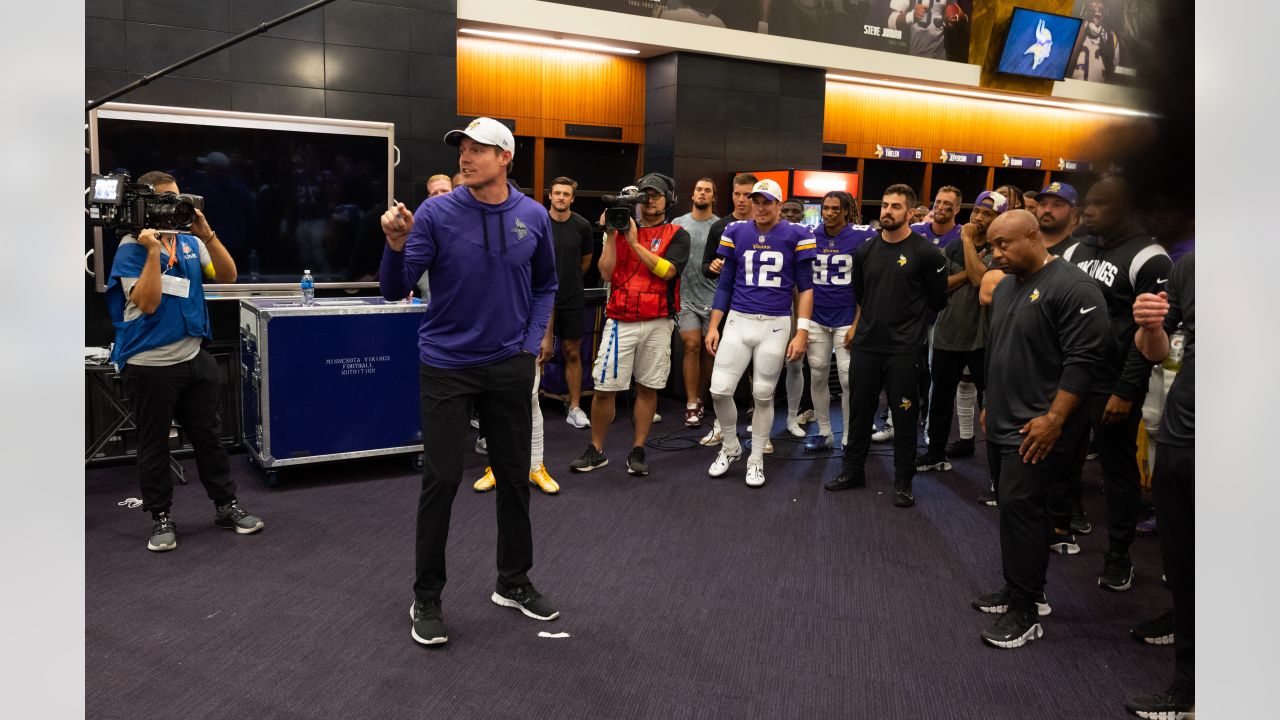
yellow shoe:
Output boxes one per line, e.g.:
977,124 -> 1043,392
473,467 -> 495,493
529,464 -> 560,495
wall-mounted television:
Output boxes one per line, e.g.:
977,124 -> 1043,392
89,103 -> 395,292
996,7 -> 1084,81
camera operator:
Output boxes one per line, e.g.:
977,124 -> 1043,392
570,173 -> 691,477
104,171 -> 263,553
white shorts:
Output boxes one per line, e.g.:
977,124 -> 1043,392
591,317 -> 675,392
710,310 -> 791,397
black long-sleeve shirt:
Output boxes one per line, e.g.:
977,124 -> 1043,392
1062,223 -> 1172,400
986,259 -> 1111,446
849,232 -> 949,353
1157,252 -> 1194,446
701,213 -> 750,280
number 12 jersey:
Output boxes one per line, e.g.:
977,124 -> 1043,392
713,219 -> 817,317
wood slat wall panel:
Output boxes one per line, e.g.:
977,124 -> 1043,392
457,37 -> 645,143
823,81 -> 1134,165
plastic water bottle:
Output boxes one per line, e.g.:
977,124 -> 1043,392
300,269 -> 315,306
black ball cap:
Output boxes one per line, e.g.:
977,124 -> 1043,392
636,173 -> 672,194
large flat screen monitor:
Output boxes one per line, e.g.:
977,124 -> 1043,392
996,7 -> 1083,81
89,103 -> 395,292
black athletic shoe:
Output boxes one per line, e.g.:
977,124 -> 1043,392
945,438 -> 975,458
569,445 -> 608,473
1098,551 -> 1135,591
981,607 -> 1043,649
824,471 -> 865,492
1131,609 -> 1175,645
893,483 -> 915,508
1050,530 -> 1081,555
491,583 -> 559,621
147,512 -> 177,552
977,483 -> 998,507
625,446 -> 649,476
410,599 -> 447,645
971,587 -> 1051,616
1124,689 -> 1194,719
914,451 -> 951,472
1070,502 -> 1093,535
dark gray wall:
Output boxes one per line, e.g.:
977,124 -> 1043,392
644,52 -> 825,217
85,0 -> 460,209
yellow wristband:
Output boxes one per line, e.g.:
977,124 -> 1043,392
651,257 -> 672,278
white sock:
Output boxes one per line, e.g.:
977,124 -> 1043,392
956,381 -> 976,440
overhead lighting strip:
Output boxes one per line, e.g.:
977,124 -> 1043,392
459,28 -> 641,55
826,73 -> 1154,118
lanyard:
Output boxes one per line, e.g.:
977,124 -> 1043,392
160,237 -> 178,269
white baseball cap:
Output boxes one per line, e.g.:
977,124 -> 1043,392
749,179 -> 785,203
444,117 -> 515,158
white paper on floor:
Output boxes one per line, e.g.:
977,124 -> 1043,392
118,498 -> 142,509
537,631 -> 570,639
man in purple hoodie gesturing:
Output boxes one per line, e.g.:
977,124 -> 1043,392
380,117 -> 560,646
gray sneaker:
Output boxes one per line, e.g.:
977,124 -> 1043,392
214,500 -> 264,534
147,512 -> 177,552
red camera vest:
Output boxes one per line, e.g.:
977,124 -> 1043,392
605,224 -> 681,322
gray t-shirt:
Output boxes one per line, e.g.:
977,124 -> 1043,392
672,213 -> 719,309
119,234 -> 211,367
932,240 -> 995,352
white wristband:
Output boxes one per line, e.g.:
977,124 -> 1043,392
796,318 -> 811,332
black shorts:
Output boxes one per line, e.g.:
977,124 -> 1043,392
554,304 -> 585,341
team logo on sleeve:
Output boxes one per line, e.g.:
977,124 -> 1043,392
897,254 -> 907,267
1029,288 -> 1040,302
512,218 -> 529,240
899,397 -> 912,411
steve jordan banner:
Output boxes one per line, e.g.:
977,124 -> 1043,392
541,1 -> 973,62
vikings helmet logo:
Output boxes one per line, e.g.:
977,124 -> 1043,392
1030,288 -> 1041,302
897,254 -> 908,267
1025,19 -> 1053,70
899,397 -> 912,411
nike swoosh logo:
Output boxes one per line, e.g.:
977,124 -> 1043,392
772,328 -> 783,332
935,266 -> 944,273
1080,306 -> 1097,314
1156,277 -> 1168,284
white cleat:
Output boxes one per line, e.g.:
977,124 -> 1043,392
797,409 -> 815,424
708,448 -> 741,477
786,420 -> 805,437
871,424 -> 894,442
699,420 -> 723,446
653,412 -> 662,423
745,462 -> 766,488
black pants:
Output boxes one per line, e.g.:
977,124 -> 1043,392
1154,442 -> 1194,699
121,349 -> 235,516
415,354 -> 536,602
917,340 -> 932,419
842,350 -> 919,486
993,443 -> 1069,611
1062,391 -> 1146,553
925,348 -> 986,455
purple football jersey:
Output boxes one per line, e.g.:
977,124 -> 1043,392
713,220 -> 817,317
912,221 -> 962,248
812,223 -> 877,328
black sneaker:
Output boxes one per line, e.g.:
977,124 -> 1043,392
491,583 -> 559,621
1124,689 -> 1193,719
626,446 -> 649,476
214,500 -> 263,534
410,599 -> 447,645
569,444 -> 608,473
981,607 -> 1043,649
914,451 -> 951,472
1098,551 -> 1135,592
1070,503 -> 1093,535
946,438 -> 976,458
1050,530 -> 1081,555
147,512 -> 177,552
977,483 -> 998,507
893,483 -> 915,508
824,470 -> 865,492
1131,609 -> 1175,645
971,588 -> 1051,616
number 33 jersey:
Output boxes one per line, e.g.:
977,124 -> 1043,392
713,220 -> 817,317
810,223 -> 877,328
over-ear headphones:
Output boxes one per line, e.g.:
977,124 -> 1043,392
637,172 -> 677,208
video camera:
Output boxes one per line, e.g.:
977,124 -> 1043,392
86,173 -> 205,234
600,185 -> 644,231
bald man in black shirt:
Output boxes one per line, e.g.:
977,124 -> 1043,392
971,211 -> 1109,649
